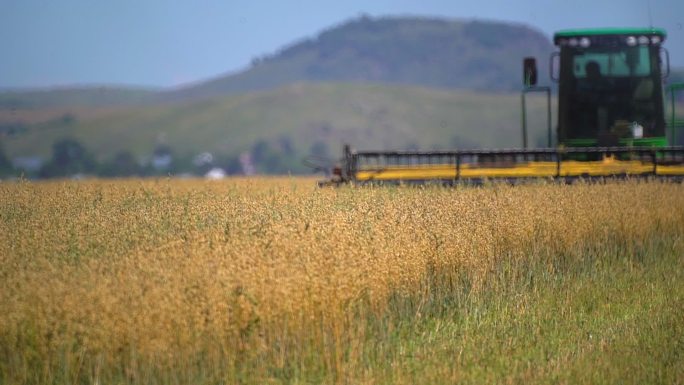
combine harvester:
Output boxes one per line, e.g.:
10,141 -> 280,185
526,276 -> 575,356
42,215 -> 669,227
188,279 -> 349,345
320,28 -> 684,185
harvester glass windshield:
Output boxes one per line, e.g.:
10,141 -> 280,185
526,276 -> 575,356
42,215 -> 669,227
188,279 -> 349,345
555,29 -> 667,147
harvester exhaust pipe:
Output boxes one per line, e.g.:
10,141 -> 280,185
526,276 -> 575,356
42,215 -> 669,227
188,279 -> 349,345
343,144 -> 353,182
522,57 -> 553,150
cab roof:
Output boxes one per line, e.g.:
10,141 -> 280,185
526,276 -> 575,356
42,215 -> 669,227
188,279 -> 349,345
554,27 -> 666,45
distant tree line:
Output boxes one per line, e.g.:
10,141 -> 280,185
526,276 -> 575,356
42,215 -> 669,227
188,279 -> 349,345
0,143 -> 12,177
1,136 -> 333,179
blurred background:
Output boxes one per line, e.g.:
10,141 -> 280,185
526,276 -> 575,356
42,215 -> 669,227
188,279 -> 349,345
1,0 -> 683,178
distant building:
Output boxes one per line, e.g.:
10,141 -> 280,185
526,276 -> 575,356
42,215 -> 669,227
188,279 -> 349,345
205,167 -> 226,180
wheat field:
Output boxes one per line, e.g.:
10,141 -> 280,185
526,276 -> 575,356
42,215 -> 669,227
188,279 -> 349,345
1,178 -> 683,384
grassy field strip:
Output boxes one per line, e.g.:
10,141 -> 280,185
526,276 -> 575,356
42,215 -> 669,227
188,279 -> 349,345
1,178 -> 683,384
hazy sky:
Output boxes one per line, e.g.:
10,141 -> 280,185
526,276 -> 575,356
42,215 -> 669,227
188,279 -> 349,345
2,0 -> 683,89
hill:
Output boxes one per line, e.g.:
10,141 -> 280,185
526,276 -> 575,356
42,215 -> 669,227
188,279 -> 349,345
1,17 -> 553,109
162,16 -> 554,100
0,16 -> 559,175
0,16 -> 553,112
0,86 -> 157,109
3,83 -> 556,174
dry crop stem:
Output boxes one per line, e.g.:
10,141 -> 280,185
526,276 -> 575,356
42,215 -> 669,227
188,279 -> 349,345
0,178 -> 682,383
